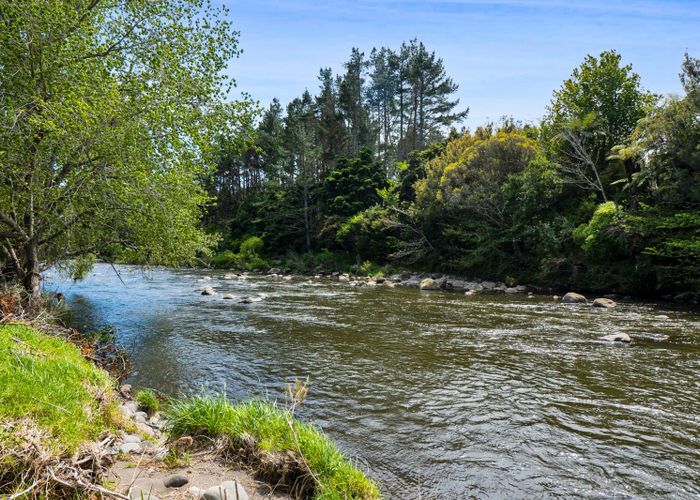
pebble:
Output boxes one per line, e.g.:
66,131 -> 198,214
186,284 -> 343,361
202,481 -> 248,500
135,422 -> 156,437
119,442 -> 141,454
122,434 -> 142,444
164,474 -> 189,488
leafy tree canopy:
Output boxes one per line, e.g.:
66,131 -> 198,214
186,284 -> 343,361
0,0 -> 251,299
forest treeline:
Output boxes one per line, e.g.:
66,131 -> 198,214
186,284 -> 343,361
205,44 -> 699,299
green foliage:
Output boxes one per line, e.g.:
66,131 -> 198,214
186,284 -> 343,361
324,148 -> 388,217
337,206 -> 392,261
205,51 -> 696,298
277,250 -> 355,274
239,236 -> 264,258
210,236 -> 268,270
635,208 -> 700,292
163,449 -> 191,469
61,254 -> 98,281
135,389 -> 161,416
0,323 -> 117,453
165,393 -> 380,499
544,50 -> 658,146
357,261 -> 381,277
573,201 -> 631,260
542,50 -> 659,203
0,0 -> 250,296
211,250 -> 240,269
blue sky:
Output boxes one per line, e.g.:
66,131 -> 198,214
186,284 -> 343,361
223,0 -> 700,127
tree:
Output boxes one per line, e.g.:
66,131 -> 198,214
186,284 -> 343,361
284,91 -> 321,252
0,0 -> 243,301
316,69 -> 346,173
367,48 -> 398,167
323,148 -> 387,217
338,48 -> 372,157
400,40 -> 468,156
543,50 -> 658,200
256,99 -> 288,184
622,53 -> 700,292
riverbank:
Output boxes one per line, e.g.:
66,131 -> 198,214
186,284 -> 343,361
0,295 -> 380,499
201,265 -> 699,308
205,243 -> 700,306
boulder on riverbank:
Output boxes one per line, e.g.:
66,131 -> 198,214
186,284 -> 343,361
562,292 -> 587,304
593,298 -> 617,309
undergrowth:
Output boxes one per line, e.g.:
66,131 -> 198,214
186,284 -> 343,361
0,323 -> 118,453
0,322 -> 121,497
135,388 -> 161,415
165,393 -> 380,499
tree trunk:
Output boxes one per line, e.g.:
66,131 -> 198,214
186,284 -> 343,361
303,184 -> 311,253
23,239 -> 41,304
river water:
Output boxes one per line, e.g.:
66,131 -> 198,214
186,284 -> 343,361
49,263 -> 700,498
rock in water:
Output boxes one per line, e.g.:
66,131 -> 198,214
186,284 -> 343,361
420,278 -> 440,290
593,298 -> 617,308
480,281 -> 496,290
562,292 -> 587,304
203,481 -> 248,500
598,333 -> 631,343
164,474 -> 189,488
222,294 -> 235,300
201,286 -> 215,296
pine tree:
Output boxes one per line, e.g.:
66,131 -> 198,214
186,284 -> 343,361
316,68 -> 346,173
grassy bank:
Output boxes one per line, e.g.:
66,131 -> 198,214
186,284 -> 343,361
0,322 -> 120,496
0,321 -> 380,499
167,393 -> 380,499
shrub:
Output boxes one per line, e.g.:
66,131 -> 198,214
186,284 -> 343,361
210,250 -> 240,269
242,255 -> 269,271
240,236 -> 264,257
135,389 -> 160,415
573,201 -> 631,261
358,260 -> 381,277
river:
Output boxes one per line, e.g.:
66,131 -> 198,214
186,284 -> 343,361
48,263 -> 700,498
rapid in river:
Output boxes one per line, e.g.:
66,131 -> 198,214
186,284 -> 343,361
48,263 -> 700,498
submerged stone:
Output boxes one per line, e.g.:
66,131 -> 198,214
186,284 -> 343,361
420,278 -> 441,290
562,292 -> 587,304
593,298 -> 617,308
598,333 -> 631,343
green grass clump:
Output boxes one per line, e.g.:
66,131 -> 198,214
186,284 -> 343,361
135,388 -> 161,415
165,393 -> 380,499
0,323 -> 118,453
